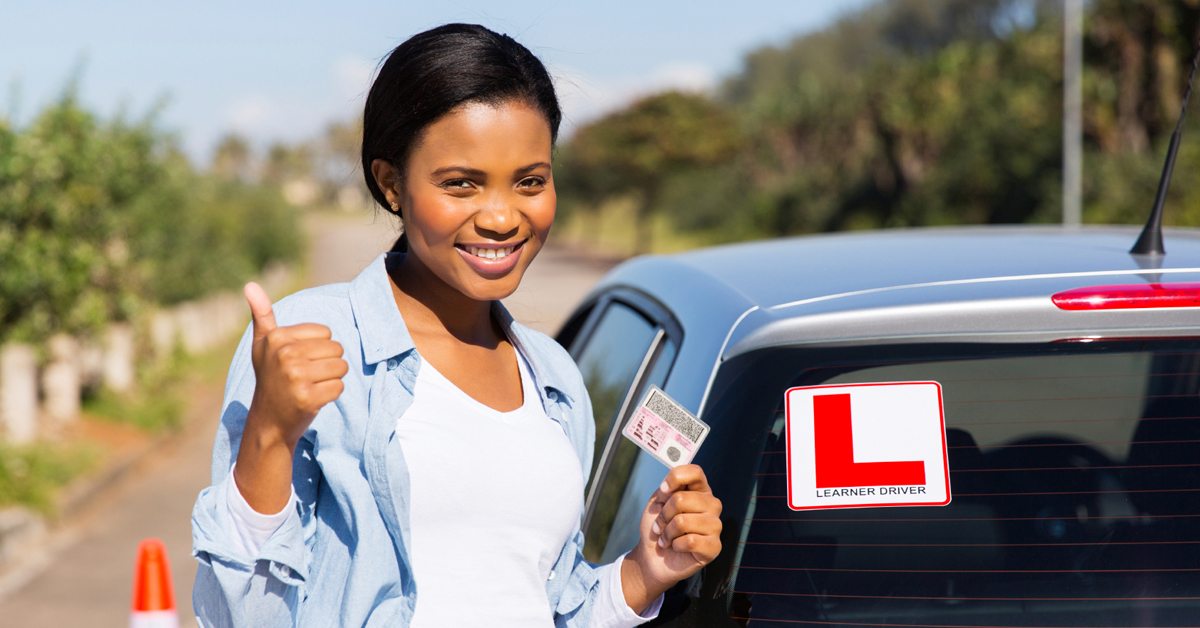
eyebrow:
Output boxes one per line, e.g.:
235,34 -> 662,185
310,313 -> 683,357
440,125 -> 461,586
428,162 -> 550,178
514,162 -> 551,174
430,166 -> 485,178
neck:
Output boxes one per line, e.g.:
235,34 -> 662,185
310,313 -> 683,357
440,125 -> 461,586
388,252 -> 501,347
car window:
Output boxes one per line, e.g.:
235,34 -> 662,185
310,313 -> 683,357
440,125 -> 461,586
584,337 -> 677,563
573,301 -> 660,491
636,339 -> 1200,627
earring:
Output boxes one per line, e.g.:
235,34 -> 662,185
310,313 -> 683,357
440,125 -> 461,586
390,201 -> 399,212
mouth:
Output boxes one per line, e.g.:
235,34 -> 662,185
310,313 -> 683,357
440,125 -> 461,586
454,239 -> 527,275
459,243 -> 520,260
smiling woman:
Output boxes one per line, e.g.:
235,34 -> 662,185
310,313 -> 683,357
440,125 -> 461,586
190,23 -> 722,628
372,101 -> 555,301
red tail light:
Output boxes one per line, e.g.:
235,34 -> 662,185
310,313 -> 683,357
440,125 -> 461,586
1052,283 -> 1200,310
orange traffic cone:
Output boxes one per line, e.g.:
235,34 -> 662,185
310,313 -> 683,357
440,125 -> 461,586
130,538 -> 179,628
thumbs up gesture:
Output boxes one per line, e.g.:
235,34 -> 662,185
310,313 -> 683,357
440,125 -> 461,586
243,282 -> 348,446
235,283 -> 347,513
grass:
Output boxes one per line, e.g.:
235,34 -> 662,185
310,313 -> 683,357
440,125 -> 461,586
0,441 -> 99,516
0,259 -> 302,518
81,261 -> 305,433
82,344 -> 189,434
0,319 -> 254,516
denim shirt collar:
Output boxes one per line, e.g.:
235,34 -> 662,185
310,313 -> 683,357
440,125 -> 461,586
347,252 -> 575,404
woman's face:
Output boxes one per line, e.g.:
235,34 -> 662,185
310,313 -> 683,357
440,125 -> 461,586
377,100 -> 555,302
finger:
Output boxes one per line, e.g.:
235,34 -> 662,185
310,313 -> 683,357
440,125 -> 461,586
662,464 -> 712,496
291,338 -> 345,361
307,357 -> 350,382
650,465 -> 712,506
643,494 -> 665,522
668,533 -> 722,563
244,282 -> 277,341
653,492 -> 722,535
307,379 -> 345,408
658,512 -> 722,549
285,323 -> 334,341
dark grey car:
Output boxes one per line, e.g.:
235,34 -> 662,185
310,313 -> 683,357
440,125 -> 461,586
559,226 -> 1200,627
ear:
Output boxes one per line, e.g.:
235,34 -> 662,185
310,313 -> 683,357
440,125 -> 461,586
371,159 -> 403,206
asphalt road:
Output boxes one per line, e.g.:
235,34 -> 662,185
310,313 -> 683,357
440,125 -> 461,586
0,210 -> 616,626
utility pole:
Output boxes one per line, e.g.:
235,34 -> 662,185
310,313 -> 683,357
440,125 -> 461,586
1063,0 -> 1083,227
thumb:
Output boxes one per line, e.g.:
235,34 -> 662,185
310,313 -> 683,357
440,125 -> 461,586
244,282 -> 277,341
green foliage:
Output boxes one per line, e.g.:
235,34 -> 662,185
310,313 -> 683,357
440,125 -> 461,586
82,343 -> 187,433
0,93 -> 147,342
0,91 -> 303,342
558,91 -> 741,252
84,387 -> 184,433
560,0 -> 1200,246
0,441 -> 97,515
131,174 -> 303,305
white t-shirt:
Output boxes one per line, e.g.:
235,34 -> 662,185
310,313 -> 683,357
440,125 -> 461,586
225,351 -> 660,627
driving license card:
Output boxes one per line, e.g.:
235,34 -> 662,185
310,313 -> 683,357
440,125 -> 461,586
622,386 -> 710,468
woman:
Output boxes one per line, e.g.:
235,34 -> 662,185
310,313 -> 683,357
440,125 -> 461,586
191,23 -> 722,628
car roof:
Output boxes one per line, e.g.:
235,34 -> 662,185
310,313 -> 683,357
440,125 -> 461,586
666,225 -> 1200,310
587,226 -> 1200,414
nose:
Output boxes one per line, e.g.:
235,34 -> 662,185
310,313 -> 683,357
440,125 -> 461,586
473,191 -> 521,239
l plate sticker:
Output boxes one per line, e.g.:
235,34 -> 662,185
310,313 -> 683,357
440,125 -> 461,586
785,381 -> 950,511
622,386 -> 710,468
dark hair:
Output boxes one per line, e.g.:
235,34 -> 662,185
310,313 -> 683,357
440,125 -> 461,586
362,24 -> 561,252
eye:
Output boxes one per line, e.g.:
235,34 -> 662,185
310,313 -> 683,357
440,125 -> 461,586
442,178 -> 473,189
518,176 -> 546,189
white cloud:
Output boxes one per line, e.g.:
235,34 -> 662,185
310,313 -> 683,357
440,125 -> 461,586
221,93 -> 326,147
210,59 -> 717,160
553,61 -> 717,137
334,55 -> 375,103
205,55 -> 374,158
226,95 -> 273,134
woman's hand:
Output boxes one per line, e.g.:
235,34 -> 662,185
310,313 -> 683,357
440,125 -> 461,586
621,464 -> 722,614
234,282 -> 348,514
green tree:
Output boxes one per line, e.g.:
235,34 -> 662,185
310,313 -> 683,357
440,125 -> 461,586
212,133 -> 252,181
0,91 -> 152,341
263,142 -> 315,185
0,90 -> 303,343
561,91 -> 741,253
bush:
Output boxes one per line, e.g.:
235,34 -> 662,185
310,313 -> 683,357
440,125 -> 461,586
0,90 -> 303,343
0,441 -> 97,515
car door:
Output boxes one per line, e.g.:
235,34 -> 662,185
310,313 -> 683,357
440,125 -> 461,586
558,288 -> 682,562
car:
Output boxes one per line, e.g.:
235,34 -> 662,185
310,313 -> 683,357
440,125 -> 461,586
556,225 -> 1200,627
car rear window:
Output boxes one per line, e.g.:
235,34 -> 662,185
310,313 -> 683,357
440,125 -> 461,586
689,339 -> 1200,628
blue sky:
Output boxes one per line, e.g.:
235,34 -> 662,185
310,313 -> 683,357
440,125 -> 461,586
2,0 -> 873,165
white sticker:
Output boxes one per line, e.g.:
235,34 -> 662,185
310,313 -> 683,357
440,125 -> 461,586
622,386 -> 710,468
785,381 -> 950,511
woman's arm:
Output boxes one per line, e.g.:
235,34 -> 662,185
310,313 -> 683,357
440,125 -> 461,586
235,282 -> 347,513
192,283 -> 344,628
620,465 -> 723,613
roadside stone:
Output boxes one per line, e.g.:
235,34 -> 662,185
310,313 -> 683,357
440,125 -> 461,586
0,344 -> 38,444
150,310 -> 178,360
42,335 -> 80,422
102,324 -> 135,394
78,340 -> 104,392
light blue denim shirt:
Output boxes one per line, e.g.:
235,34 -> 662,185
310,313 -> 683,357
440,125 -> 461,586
191,253 -> 601,627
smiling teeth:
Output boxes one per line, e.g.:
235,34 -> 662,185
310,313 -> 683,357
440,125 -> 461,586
466,246 -> 515,260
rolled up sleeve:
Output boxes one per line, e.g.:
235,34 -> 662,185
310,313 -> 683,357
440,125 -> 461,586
224,463 -> 296,560
590,553 -> 663,628
191,324 -> 319,628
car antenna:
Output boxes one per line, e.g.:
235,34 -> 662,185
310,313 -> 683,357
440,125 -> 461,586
1131,37 -> 1200,256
